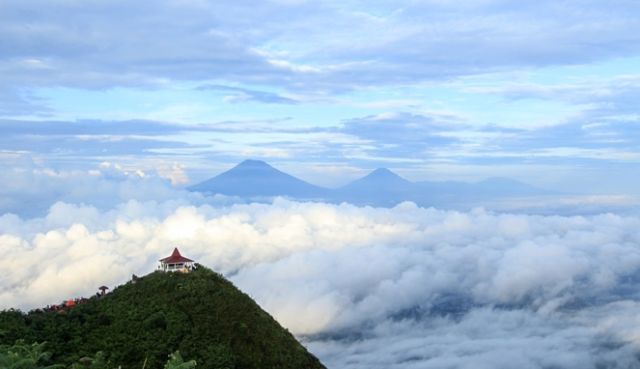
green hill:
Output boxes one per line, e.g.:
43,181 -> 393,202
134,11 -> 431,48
0,266 -> 325,369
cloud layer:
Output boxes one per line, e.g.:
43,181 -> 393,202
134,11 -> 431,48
2,191 -> 640,367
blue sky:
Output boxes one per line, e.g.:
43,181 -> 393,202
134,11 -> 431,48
1,0 -> 640,193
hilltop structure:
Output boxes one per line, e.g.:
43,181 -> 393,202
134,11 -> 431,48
0,266 -> 326,369
159,247 -> 194,273
97,285 -> 109,296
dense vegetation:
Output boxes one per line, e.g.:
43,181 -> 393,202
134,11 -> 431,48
0,340 -> 195,369
0,267 -> 325,369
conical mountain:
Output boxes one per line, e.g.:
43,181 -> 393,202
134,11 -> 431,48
343,168 -> 412,189
189,160 -> 326,198
0,267 -> 325,369
337,168 -> 415,206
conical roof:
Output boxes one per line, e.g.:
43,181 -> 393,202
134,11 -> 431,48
160,247 -> 193,263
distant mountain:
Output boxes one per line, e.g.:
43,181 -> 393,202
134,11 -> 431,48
189,160 -> 554,208
417,176 -> 551,198
336,168 -> 415,206
473,177 -> 551,196
344,168 -> 412,188
0,267 -> 325,369
189,159 -> 326,198
413,177 -> 554,208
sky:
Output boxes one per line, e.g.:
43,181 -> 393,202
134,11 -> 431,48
1,0 -> 640,193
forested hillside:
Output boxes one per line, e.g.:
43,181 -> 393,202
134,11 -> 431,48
0,267 -> 325,369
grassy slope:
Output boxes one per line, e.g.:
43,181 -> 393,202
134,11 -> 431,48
0,267 -> 325,369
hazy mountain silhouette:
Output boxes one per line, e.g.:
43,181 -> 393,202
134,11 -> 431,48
414,177 -> 553,207
344,168 -> 412,188
474,177 -> 550,196
189,160 -> 553,207
188,159 -> 327,198
335,168 -> 416,206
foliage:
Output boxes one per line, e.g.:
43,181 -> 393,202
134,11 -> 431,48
0,344 -> 197,369
163,351 -> 196,369
69,352 -> 110,369
0,340 -> 63,369
0,267 -> 325,369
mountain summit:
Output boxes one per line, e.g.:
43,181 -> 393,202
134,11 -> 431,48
336,168 -> 414,206
0,267 -> 325,369
189,159 -> 325,198
347,168 -> 411,187
231,159 -> 275,170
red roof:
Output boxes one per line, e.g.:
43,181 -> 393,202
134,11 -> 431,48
160,247 -> 193,264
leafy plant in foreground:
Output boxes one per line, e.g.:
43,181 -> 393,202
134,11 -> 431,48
163,351 -> 196,369
0,340 -> 63,369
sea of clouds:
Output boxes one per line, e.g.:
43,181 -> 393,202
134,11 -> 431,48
2,167 -> 640,368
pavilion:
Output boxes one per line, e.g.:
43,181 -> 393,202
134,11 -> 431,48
159,247 -> 194,272
98,285 -> 109,296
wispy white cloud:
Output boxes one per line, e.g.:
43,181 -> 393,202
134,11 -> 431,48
2,0 -> 640,93
197,84 -> 299,104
